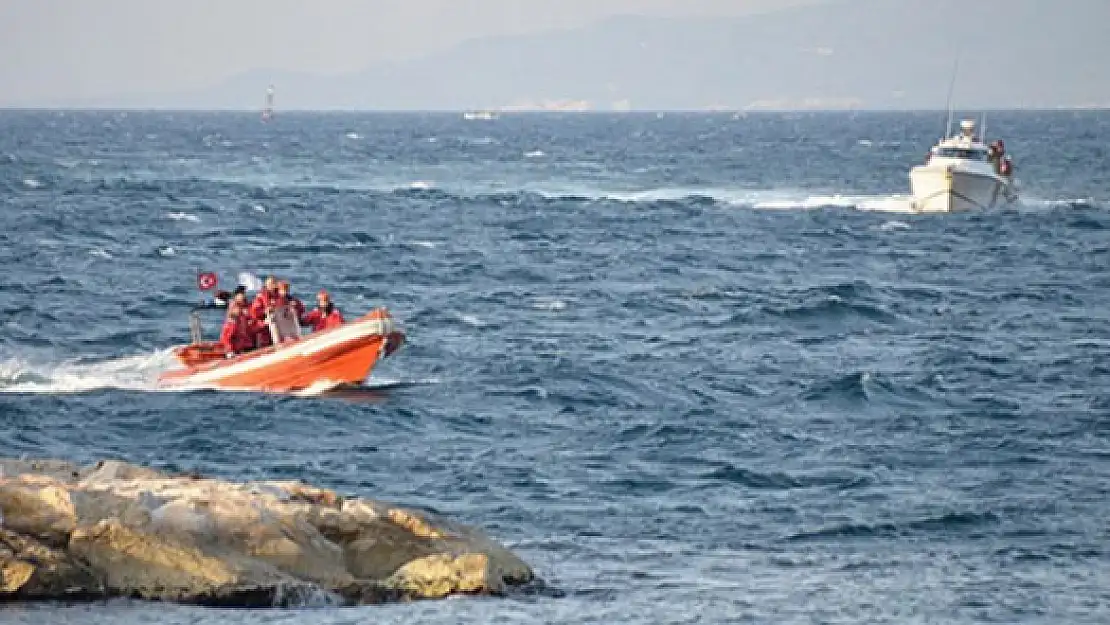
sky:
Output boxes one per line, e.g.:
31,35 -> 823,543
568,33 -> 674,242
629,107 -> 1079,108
0,0 -> 826,105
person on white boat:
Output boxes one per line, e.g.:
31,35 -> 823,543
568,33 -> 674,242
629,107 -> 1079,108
987,140 -> 1014,178
1000,155 -> 1013,177
988,141 -> 1001,172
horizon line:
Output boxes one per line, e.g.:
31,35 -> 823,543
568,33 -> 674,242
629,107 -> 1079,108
2,106 -> 1108,114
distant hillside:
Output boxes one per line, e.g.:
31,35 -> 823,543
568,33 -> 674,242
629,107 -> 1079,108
90,0 -> 1110,110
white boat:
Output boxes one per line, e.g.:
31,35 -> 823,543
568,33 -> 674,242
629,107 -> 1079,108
909,119 -> 1017,212
462,110 -> 498,121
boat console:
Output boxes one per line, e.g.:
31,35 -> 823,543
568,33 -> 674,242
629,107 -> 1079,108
266,304 -> 302,344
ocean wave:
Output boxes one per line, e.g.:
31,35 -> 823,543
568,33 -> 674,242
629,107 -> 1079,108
765,281 -> 905,327
786,511 -> 999,542
700,463 -> 871,490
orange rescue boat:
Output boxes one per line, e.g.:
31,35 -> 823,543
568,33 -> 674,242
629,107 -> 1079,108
158,304 -> 405,393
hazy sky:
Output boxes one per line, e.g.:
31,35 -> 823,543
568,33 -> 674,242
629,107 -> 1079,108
0,0 -> 825,104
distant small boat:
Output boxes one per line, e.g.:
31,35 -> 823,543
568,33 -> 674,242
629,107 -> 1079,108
462,110 -> 498,121
261,85 -> 275,122
909,119 -> 1018,212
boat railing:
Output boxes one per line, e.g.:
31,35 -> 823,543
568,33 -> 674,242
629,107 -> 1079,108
189,311 -> 203,344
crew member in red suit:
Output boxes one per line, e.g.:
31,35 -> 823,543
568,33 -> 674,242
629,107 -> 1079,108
302,290 -> 345,332
219,294 -> 256,355
249,275 -> 286,321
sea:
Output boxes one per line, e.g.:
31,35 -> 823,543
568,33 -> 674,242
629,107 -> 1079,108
1,109 -> 1109,624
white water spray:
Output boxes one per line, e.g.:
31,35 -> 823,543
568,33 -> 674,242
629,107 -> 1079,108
0,349 -> 180,394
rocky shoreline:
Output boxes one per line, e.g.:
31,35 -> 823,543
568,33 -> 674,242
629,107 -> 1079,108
0,458 -> 534,606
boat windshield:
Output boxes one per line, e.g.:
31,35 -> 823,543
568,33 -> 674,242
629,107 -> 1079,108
935,147 -> 990,161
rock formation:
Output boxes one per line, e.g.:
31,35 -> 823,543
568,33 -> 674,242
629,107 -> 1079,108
0,458 -> 534,606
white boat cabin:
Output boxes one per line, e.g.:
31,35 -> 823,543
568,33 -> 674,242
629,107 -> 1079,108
925,119 -> 1011,177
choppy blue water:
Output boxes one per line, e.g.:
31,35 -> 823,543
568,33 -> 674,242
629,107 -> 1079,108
1,110 -> 1109,623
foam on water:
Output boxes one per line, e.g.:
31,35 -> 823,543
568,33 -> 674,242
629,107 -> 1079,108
0,348 -> 180,394
457,313 -> 484,327
289,379 -> 347,397
502,184 -> 919,212
876,220 -> 912,231
531,298 -> 568,311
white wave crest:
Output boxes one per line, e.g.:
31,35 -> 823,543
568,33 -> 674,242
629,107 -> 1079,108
877,220 -> 912,231
457,313 -> 484,327
531,298 -> 567,311
166,212 -> 200,222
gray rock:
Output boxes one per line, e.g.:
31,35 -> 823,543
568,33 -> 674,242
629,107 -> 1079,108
0,457 -> 534,606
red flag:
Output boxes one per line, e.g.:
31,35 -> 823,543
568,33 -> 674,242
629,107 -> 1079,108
197,272 -> 218,291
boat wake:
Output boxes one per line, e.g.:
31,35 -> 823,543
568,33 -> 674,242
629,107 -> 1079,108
748,193 -> 917,212
0,351 -> 425,398
0,349 -> 180,394
565,187 -> 1095,213
77,170 -> 1101,214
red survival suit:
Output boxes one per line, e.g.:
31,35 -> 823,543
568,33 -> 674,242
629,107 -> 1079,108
249,289 -> 288,349
219,310 -> 258,354
302,304 -> 344,332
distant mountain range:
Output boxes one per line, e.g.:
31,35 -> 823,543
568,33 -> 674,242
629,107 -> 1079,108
53,0 -> 1110,111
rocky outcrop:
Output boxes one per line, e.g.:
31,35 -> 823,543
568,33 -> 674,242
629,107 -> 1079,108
0,458 -> 533,606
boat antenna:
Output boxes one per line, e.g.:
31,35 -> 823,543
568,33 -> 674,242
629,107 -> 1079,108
942,54 -> 960,140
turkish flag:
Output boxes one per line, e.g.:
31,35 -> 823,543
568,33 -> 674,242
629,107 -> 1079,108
197,272 -> 218,291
